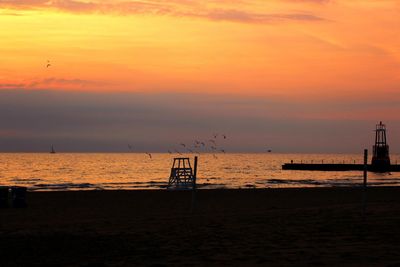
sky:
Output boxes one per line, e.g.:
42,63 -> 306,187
0,0 -> 399,152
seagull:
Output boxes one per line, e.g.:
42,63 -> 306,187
213,133 -> 218,139
145,152 -> 152,159
222,134 -> 227,139
180,143 -> 186,148
46,60 -> 51,68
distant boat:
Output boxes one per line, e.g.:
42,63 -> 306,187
50,145 -> 56,154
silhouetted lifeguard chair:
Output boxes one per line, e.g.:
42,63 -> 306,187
167,157 -> 198,190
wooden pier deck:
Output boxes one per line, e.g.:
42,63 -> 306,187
282,163 -> 400,172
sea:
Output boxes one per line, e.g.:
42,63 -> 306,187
0,153 -> 400,191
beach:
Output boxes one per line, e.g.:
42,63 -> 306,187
1,187 -> 400,266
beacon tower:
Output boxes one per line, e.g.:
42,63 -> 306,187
371,121 -> 391,171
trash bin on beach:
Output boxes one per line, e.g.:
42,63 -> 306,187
11,186 -> 27,208
0,186 -> 9,208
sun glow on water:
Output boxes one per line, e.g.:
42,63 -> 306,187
1,153 -> 399,191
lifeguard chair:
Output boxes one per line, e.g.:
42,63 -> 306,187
167,157 -> 197,190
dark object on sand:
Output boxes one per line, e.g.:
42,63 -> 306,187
11,186 -> 27,208
0,186 -> 9,208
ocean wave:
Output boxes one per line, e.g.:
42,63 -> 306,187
32,183 -> 102,191
11,177 -> 42,181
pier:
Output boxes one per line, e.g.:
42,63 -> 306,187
282,122 -> 400,172
282,163 -> 400,172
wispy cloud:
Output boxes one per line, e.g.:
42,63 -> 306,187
0,0 -> 326,23
195,9 -> 324,23
29,78 -> 105,88
0,78 -> 105,89
0,82 -> 25,89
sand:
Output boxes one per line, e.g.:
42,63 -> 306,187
1,187 -> 400,266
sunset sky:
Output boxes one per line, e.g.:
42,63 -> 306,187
0,0 -> 399,152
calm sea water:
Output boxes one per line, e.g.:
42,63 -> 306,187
0,153 -> 400,191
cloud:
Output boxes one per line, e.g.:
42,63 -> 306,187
28,78 -> 106,88
0,82 -> 25,89
0,89 -> 399,152
0,0 -> 326,24
0,78 -> 106,89
197,9 -> 324,23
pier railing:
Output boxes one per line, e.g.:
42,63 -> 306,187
283,159 -> 400,172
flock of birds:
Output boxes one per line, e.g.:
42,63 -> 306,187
128,133 -> 230,160
128,133 -> 273,160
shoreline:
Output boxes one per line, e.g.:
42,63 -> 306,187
18,183 -> 400,192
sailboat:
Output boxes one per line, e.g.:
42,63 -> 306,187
50,145 -> 56,154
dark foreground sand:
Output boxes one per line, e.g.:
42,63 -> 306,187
1,187 -> 400,266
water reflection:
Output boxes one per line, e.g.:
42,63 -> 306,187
0,153 -> 399,191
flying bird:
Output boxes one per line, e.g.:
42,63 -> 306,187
222,134 -> 227,139
145,152 -> 152,159
180,143 -> 186,148
46,60 -> 51,68
220,149 -> 226,153
213,133 -> 218,139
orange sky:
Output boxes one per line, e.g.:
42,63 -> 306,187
0,1 -> 400,152
0,0 -> 399,97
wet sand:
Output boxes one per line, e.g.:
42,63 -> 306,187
1,187 -> 400,266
